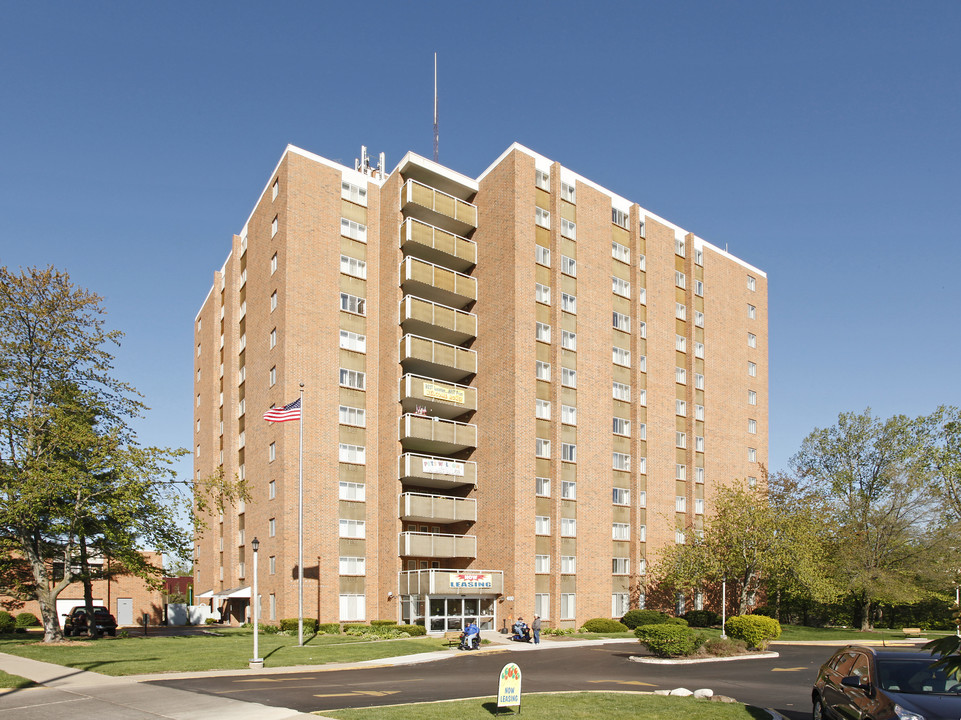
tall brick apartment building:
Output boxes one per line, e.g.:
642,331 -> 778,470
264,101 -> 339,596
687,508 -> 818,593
192,143 -> 768,631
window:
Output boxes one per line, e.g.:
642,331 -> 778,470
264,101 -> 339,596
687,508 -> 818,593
339,443 -> 366,464
339,556 -> 366,575
269,328 -> 277,348
676,529 -> 686,545
535,399 -> 551,420
561,330 -> 576,350
535,555 -> 550,573
612,523 -> 630,540
340,255 -> 367,279
340,292 -> 365,315
269,366 -> 276,386
638,388 -> 647,406
694,373 -> 704,390
748,332 -> 757,348
561,292 -> 577,313
268,480 -> 276,499
612,241 -> 630,264
269,518 -> 276,536
535,169 -> 550,191
612,417 -> 630,436
536,476 -> 551,496
676,496 -> 687,512
561,443 -> 576,463
748,475 -> 757,488
560,218 -> 576,239
695,404 -> 705,421
613,382 -> 630,402
561,367 -> 577,388
748,447 -> 757,462
676,335 -> 687,352
748,304 -> 756,319
339,481 -> 365,501
612,277 -> 631,298
748,390 -> 757,405
339,368 -> 366,390
694,310 -> 704,327
562,404 -> 577,425
695,280 -> 704,296
675,270 -> 686,289
638,457 -> 647,473
561,255 -> 576,276
561,480 -> 576,499
341,181 -> 367,206
270,291 -> 277,311
536,322 -> 551,343
696,436 -> 705,452
676,463 -> 687,480
340,330 -> 366,353
268,442 -> 276,462
535,207 -> 551,229
535,593 -> 550,620
676,367 -> 686,384
269,556 -> 276,574
638,490 -> 647,507
696,467 -> 705,483
535,244 -> 551,267
536,283 -> 551,305
638,286 -> 646,305
612,487 -> 630,505
639,524 -> 647,542
341,218 -> 367,242
675,237 -> 686,257
676,399 -> 687,416
613,452 -> 631,471
271,215 -> 278,237
638,253 -> 646,271
748,361 -> 757,377
612,311 -> 631,332
747,275 -> 756,291
676,302 -> 686,320
695,248 -> 703,265
339,519 -> 365,538
676,431 -> 687,449
339,405 -> 366,427
748,418 -> 757,434
272,179 -> 279,200
536,516 -> 550,535
339,594 -> 365,622
271,253 -> 278,274
611,207 -> 629,229
536,438 -> 551,458
561,555 -> 576,574
561,181 -> 576,202
561,518 -> 576,537
613,346 -> 631,367
560,593 -> 576,620
612,558 -> 629,575
694,342 -> 704,359
536,361 -> 551,381
695,498 -> 704,515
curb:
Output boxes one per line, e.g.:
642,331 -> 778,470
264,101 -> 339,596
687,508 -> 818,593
631,651 -> 779,665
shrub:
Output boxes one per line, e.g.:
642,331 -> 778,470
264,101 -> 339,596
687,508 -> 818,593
317,623 -> 341,635
396,624 -> 426,636
683,609 -> 721,627
259,623 -> 281,634
279,618 -> 319,634
634,624 -> 706,657
751,605 -> 778,619
724,614 -> 781,649
15,612 -> 40,629
702,637 -> 748,657
580,618 -> 629,633
543,627 -> 575,636
665,616 -> 689,626
205,618 -> 218,625
620,609 -> 669,629
0,611 -> 15,633
370,620 -> 397,627
342,623 -> 370,632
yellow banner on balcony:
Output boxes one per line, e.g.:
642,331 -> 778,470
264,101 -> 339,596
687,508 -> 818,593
423,382 -> 465,404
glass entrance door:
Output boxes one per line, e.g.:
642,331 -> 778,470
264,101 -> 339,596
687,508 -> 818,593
426,596 -> 495,632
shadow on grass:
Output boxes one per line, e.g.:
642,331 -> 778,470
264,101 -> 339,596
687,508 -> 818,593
480,701 -> 517,716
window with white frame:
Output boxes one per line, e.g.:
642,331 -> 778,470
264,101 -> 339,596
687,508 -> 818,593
748,332 -> 757,348
638,286 -> 647,305
748,303 -> 756,319
561,443 -> 576,463
268,329 -> 276,348
561,293 -> 577,313
535,207 -> 551,228
561,480 -> 576,500
639,524 -> 647,542
269,556 -> 276,574
340,255 -> 367,279
695,498 -> 705,514
748,418 -> 757,434
560,218 -> 576,239
638,456 -> 647,473
675,237 -> 686,257
536,438 -> 551,458
536,283 -> 551,305
748,447 -> 757,462
339,519 -> 365,538
536,516 -> 550,535
269,366 -> 276,386
613,592 -> 629,617
638,253 -> 646,271
561,181 -> 576,203
748,361 -> 757,377
339,368 -> 366,390
613,346 -> 631,366
561,367 -> 577,388
612,557 -> 630,575
269,442 -> 276,462
270,291 -> 277,311
638,388 -> 647,406
339,443 -> 366,464
748,475 -> 757,487
339,594 -> 365,622
747,275 -> 756,291
612,487 -> 630,505
341,218 -> 367,242
536,322 -> 551,343
340,292 -> 365,315
271,252 -> 278,274
695,342 -> 705,359
536,476 -> 551,496
535,555 -> 550,574
695,248 -> 703,265
271,215 -> 278,237
676,399 -> 687,416
341,180 -> 367,205
676,302 -> 686,320
561,255 -> 576,276
560,593 -> 576,620
561,518 -> 577,537
535,244 -> 551,266
612,276 -> 631,298
696,467 -> 705,483
562,404 -> 577,425
675,529 -> 686,544
676,270 -> 686,289
339,405 -> 366,427
535,593 -> 550,619
695,404 -> 705,420
268,480 -> 276,499
748,390 -> 757,405
269,518 -> 276,536
611,207 -> 629,229
695,310 -> 704,327
272,179 -> 279,200
695,279 -> 704,296
613,452 -> 631,471
676,431 -> 687,449
536,361 -> 551,381
612,417 -> 630,436
561,330 -> 576,350
676,496 -> 687,512
561,555 -> 576,574
613,381 -> 631,401
613,311 -> 631,332
535,169 -> 550,191
638,489 -> 647,507
339,556 -> 366,575
612,523 -> 630,540
676,335 -> 687,352
676,367 -> 687,384
695,435 -> 705,452
536,398 -> 551,420
676,463 -> 687,480
694,373 -> 704,390
612,241 -> 630,263
339,481 -> 365,501
638,355 -> 647,372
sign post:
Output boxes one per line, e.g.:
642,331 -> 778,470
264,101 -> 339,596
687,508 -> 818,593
496,662 -> 522,714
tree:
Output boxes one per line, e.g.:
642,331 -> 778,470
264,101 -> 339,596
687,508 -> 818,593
0,266 -> 188,641
919,405 -> 961,526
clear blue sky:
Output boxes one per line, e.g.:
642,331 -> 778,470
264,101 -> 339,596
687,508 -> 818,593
1,1 -> 958,481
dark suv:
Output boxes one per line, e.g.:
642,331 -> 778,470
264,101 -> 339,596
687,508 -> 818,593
62,606 -> 118,637
813,645 -> 961,719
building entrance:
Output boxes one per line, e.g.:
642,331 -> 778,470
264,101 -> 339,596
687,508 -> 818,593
426,596 -> 495,632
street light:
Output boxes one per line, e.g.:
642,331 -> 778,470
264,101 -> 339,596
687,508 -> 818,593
249,537 -> 263,669
720,578 -> 728,639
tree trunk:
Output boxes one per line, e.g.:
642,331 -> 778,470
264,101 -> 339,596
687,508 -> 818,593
858,595 -> 873,631
20,533 -> 64,642
79,533 -> 96,638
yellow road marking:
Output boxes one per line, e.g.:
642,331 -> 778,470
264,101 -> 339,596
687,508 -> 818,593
314,690 -> 400,698
589,680 -> 658,687
771,667 -> 807,672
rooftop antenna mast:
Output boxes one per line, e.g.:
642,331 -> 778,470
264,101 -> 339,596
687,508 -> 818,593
433,52 -> 439,162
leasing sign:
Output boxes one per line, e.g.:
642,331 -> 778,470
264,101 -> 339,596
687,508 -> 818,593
449,573 -> 492,589
497,662 -> 522,709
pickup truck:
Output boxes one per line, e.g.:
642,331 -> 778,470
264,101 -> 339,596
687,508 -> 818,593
62,606 -> 118,637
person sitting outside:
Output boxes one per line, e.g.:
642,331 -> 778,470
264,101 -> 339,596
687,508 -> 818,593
461,621 -> 480,650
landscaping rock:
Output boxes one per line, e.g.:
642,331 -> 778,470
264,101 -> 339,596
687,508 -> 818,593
669,687 -> 694,696
694,688 -> 714,699
711,694 -> 738,703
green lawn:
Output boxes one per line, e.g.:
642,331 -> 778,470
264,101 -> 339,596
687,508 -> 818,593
0,669 -> 36,689
0,631 -> 448,676
323,692 -> 770,719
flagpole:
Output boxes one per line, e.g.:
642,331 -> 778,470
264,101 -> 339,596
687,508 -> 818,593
298,383 -> 304,647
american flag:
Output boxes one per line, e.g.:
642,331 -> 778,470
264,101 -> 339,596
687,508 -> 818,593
263,398 -> 302,423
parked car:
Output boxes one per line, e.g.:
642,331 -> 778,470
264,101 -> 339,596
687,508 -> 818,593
813,644 -> 961,720
62,606 -> 118,637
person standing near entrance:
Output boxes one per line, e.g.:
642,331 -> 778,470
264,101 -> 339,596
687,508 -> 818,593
532,615 -> 541,644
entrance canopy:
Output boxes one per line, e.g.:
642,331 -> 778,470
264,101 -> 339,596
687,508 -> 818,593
209,586 -> 251,600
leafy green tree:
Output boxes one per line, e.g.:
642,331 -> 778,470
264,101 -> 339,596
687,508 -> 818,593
919,405 -> 961,526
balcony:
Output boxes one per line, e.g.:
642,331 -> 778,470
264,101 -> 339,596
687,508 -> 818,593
402,179 -> 477,236
400,413 -> 477,454
400,492 -> 476,523
401,218 -> 476,273
400,296 -> 477,346
400,374 -> 476,419
399,532 -> 476,559
400,334 -> 476,383
399,452 -> 476,489
401,256 -> 476,309
398,568 -> 503,596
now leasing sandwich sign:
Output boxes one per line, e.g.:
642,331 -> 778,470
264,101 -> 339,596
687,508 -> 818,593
449,573 -> 492,589
497,662 -> 522,710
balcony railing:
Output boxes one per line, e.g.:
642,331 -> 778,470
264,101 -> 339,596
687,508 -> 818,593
398,568 -> 503,596
400,374 -> 477,418
398,531 -> 476,559
400,492 -> 476,523
400,295 -> 477,346
399,452 -> 477,489
402,179 -> 477,235
400,256 -> 476,308
401,217 -> 476,272
400,413 -> 477,454
400,334 -> 476,382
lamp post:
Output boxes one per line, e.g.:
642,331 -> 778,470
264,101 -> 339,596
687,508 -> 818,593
249,537 -> 263,669
720,578 -> 728,639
